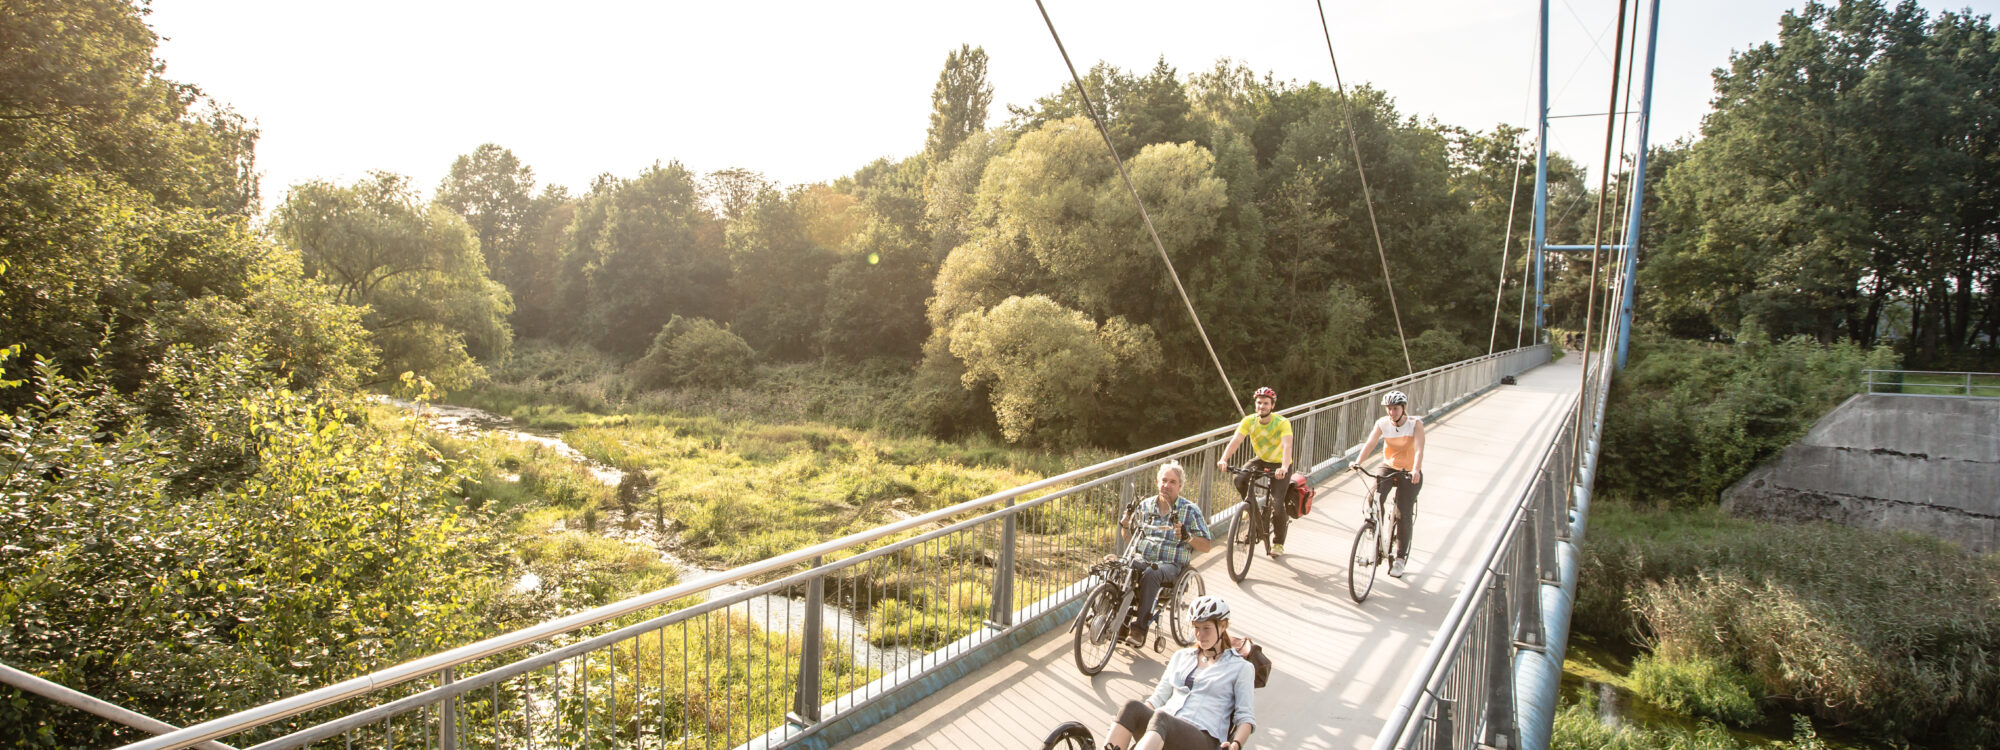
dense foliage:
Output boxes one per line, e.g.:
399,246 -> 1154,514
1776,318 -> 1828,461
1640,0 -> 2000,367
1597,331 -> 1894,506
0,350 -> 512,745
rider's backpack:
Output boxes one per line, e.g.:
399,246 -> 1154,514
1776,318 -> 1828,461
1288,474 -> 1314,518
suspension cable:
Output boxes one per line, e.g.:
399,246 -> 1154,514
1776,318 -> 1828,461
1314,0 -> 1415,376
1576,0 -> 1632,464
1490,26 -> 1542,355
1488,145 -> 1529,355
1031,0 -> 1244,415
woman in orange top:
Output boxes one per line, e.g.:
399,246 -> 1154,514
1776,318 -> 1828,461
1353,390 -> 1425,578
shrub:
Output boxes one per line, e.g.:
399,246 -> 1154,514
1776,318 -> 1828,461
632,316 -> 756,390
1629,652 -> 1763,726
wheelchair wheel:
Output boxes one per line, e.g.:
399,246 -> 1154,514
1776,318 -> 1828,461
1168,567 -> 1205,647
1041,720 -> 1096,750
1072,582 -> 1123,675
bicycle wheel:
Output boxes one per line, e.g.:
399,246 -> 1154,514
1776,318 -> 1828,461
1169,567 -> 1205,647
1226,502 -> 1256,582
1072,583 -> 1122,675
1041,721 -> 1096,750
1349,519 -> 1378,603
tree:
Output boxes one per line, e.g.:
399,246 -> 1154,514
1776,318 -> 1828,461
726,186 -> 837,360
945,295 -> 1160,445
924,45 -> 994,167
272,172 -> 513,390
1,0 -> 367,410
1643,0 -> 2000,364
437,144 -> 543,294
559,162 -> 726,357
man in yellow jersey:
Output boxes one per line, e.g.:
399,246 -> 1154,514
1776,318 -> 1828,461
1216,387 -> 1293,557
1353,390 -> 1425,577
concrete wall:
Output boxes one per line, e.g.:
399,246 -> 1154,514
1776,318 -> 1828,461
1722,394 -> 2000,554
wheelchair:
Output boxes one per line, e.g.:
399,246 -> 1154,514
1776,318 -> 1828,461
1070,510 -> 1206,675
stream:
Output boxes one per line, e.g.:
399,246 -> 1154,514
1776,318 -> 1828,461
385,396 -> 920,671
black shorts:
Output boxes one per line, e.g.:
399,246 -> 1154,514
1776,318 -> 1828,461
1116,700 -> 1219,750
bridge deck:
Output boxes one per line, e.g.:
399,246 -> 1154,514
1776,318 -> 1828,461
833,357 -> 1583,750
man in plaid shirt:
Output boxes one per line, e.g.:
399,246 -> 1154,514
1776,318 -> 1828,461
1119,460 -> 1213,645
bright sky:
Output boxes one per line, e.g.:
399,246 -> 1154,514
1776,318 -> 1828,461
147,0 -> 2000,210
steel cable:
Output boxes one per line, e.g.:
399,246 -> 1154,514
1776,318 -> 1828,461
1314,0 -> 1416,375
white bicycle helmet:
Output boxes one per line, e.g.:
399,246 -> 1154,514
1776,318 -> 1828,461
1381,390 -> 1409,407
1188,595 -> 1230,623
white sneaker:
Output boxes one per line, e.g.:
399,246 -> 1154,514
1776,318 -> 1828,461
1389,557 -> 1407,578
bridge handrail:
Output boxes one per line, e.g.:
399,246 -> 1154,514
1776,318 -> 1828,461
1862,368 -> 2000,398
1373,348 -> 1614,750
121,346 -> 1548,750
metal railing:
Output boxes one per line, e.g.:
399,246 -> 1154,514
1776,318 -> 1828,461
1372,348 -> 1613,750
121,346 -> 1548,750
1862,369 -> 2000,398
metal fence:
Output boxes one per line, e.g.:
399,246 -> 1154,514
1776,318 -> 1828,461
121,346 -> 1548,750
1863,369 -> 2000,398
1371,349 -> 1612,750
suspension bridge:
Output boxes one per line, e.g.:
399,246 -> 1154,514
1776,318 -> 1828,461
17,0 -> 1669,747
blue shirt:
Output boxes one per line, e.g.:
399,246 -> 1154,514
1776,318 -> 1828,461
1130,495 -> 1211,568
1148,645 -> 1258,742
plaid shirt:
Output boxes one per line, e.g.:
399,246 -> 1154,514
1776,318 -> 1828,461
1129,495 -> 1212,568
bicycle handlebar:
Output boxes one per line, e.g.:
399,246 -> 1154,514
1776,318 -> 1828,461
1350,465 -> 1413,480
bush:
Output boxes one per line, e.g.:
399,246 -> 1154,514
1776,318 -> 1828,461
632,316 -> 756,390
1629,652 -> 1763,726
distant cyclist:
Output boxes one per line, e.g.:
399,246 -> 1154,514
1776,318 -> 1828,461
1216,386 -> 1293,557
1100,596 -> 1257,750
1116,460 -> 1213,645
1352,390 -> 1426,577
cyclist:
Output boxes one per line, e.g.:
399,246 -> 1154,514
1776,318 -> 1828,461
1101,596 -> 1257,750
1116,461 -> 1212,646
1216,386 -> 1293,557
1352,390 -> 1426,578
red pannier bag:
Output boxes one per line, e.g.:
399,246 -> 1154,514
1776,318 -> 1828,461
1289,474 -> 1315,518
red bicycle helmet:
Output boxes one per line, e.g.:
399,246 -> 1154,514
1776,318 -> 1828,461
1253,386 -> 1277,402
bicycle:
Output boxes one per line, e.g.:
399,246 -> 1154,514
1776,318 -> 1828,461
1224,466 -> 1281,583
1347,465 -> 1412,603
1071,507 -> 1206,675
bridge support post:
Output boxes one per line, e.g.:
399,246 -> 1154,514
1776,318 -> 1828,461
1537,485 -> 1561,584
1514,515 -> 1547,652
989,500 -> 1017,628
1481,576 -> 1519,749
1302,413 -> 1319,469
790,556 -> 826,726
439,667 -> 457,750
1432,697 -> 1457,750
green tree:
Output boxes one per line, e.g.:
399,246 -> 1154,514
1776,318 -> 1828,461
436,144 -> 545,294
560,163 -> 726,356
924,44 -> 993,166
945,295 -> 1160,445
726,186 -> 837,360
1,0 -> 369,407
1644,0 -> 2000,364
272,172 -> 514,390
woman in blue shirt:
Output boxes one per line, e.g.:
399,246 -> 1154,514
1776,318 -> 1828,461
1102,596 -> 1256,750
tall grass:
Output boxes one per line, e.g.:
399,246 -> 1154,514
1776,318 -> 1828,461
1576,499 -> 2000,746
